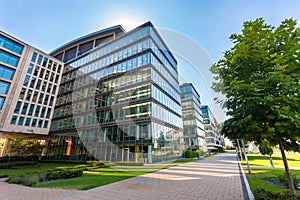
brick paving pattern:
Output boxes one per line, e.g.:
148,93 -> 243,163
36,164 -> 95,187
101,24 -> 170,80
0,151 -> 245,200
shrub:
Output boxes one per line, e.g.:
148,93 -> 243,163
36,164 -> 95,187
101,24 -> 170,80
46,169 -> 83,180
277,172 -> 300,187
253,189 -> 300,200
7,169 -> 83,186
0,161 -> 37,169
115,162 -> 144,166
184,150 -> 201,158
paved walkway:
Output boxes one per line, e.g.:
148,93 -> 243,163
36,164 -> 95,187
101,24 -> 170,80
0,152 -> 246,200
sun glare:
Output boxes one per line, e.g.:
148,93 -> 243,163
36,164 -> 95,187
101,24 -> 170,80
108,17 -> 141,31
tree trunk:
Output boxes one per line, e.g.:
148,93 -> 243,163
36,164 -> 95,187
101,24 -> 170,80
269,156 -> 274,168
277,134 -> 296,196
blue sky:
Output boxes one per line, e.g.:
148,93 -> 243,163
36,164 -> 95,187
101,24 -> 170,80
1,0 -> 299,121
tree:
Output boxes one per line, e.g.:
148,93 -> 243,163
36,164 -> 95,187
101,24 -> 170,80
211,18 -> 300,196
258,140 -> 274,168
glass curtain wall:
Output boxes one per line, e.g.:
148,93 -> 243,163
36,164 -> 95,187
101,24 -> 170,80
46,23 -> 184,163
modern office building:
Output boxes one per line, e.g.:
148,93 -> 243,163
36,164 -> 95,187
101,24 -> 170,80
180,83 -> 206,152
44,22 -> 184,163
0,31 -> 64,156
201,105 -> 225,152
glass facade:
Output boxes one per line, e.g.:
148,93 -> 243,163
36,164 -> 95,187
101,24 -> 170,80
180,83 -> 206,151
0,35 -> 23,54
201,105 -> 224,150
10,50 -> 62,130
46,22 -> 184,163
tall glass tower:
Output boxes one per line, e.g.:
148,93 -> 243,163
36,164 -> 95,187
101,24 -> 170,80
46,22 -> 184,163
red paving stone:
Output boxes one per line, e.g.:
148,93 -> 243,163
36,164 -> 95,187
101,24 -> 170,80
0,152 -> 245,200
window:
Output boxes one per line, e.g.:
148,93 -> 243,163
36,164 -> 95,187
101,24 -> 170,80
26,89 -> 33,101
31,118 -> 37,127
38,120 -> 43,128
0,96 -> 5,109
43,121 -> 48,128
42,57 -> 48,67
19,87 -> 26,99
46,108 -> 51,118
21,102 -> 29,115
29,77 -> 36,88
10,116 -> 18,124
37,55 -> 43,65
23,75 -> 30,86
40,107 -> 46,118
25,118 -> 31,126
34,105 -> 40,117
38,93 -> 44,104
0,50 -> 19,67
0,81 -> 10,94
28,104 -> 35,115
27,63 -> 34,74
18,117 -> 24,125
14,101 -> 22,114
0,64 -> 15,80
0,35 -> 23,54
31,52 -> 37,62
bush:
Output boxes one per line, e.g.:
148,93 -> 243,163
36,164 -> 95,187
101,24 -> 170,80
7,169 -> 83,186
115,162 -> 144,166
253,189 -> 300,200
184,150 -> 201,158
0,161 -> 37,169
277,172 -> 300,187
46,169 -> 83,180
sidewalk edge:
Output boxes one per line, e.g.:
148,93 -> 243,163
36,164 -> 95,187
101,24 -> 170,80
237,157 -> 255,200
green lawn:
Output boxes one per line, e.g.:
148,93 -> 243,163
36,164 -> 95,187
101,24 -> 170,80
0,158 -> 194,190
241,152 -> 300,167
241,152 -> 300,196
245,168 -> 300,195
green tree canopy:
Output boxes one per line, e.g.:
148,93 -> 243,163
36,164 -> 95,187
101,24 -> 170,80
211,18 -> 300,196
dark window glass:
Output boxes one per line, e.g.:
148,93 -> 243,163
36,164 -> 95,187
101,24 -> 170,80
38,120 -> 43,128
57,64 -> 62,73
29,77 -> 36,88
32,91 -> 38,102
0,80 -> 10,94
31,52 -> 37,62
10,115 -> 17,124
38,93 -> 44,104
26,89 -> 33,101
27,63 -> 34,74
21,102 -> 28,115
14,101 -> 22,114
25,118 -> 31,126
49,96 -> 54,106
31,118 -> 37,127
34,105 -> 40,117
44,94 -> 49,105
33,66 -> 39,76
18,117 -> 24,125
39,68 -> 45,78
28,104 -> 34,115
0,50 -> 19,67
40,107 -> 46,118
47,60 -> 52,69
19,87 -> 26,99
54,75 -> 59,84
0,96 -> 5,109
23,75 -> 30,86
37,55 -> 43,65
36,79 -> 42,90
0,35 -> 23,54
45,70 -> 50,80
64,47 -> 76,62
46,108 -> 51,118
0,64 -> 15,80
43,121 -> 48,128
42,57 -> 48,67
